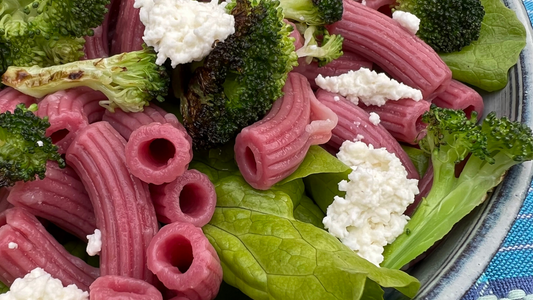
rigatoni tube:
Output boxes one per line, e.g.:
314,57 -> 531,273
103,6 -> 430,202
0,88 -> 36,113
66,121 -> 159,283
234,72 -> 338,190
89,275 -> 163,300
432,79 -> 484,119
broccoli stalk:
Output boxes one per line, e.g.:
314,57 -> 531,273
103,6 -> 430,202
1,48 -> 169,113
278,0 -> 343,25
381,106 -> 533,269
179,0 -> 298,149
0,104 -> 65,188
295,25 -> 343,67
0,0 -> 109,73
395,0 -> 485,53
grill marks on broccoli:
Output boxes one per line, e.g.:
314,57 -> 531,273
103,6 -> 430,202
182,0 -> 298,149
0,104 -> 64,187
396,0 -> 485,53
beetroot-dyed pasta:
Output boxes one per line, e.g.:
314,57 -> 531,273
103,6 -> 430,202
147,222 -> 223,300
36,88 -> 107,153
356,0 -> 395,10
358,98 -> 431,144
292,51 -> 373,89
0,88 -> 36,113
286,20 -> 304,49
234,72 -> 338,190
104,105 -> 193,185
0,188 -> 11,213
89,275 -> 163,300
110,0 -> 144,54
432,79 -> 484,119
83,25 -> 109,59
406,164 -> 433,216
327,0 -> 451,100
66,121 -> 159,284
149,169 -> 217,227
0,207 -> 99,291
7,161 -> 95,241
316,89 -> 419,180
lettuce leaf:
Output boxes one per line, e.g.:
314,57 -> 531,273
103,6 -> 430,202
293,195 -> 326,229
193,147 -> 420,300
439,0 -> 526,91
0,281 -> 7,294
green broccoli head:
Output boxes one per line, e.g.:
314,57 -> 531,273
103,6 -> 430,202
0,104 -> 65,188
296,25 -> 343,67
1,48 -> 170,113
279,0 -> 343,25
396,0 -> 485,53
180,0 -> 298,149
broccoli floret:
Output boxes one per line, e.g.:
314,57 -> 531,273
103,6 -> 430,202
395,0 -> 485,53
381,106 -> 533,269
295,25 -> 343,67
0,0 -> 109,73
1,48 -> 170,113
0,104 -> 64,188
279,0 -> 343,25
180,0 -> 298,149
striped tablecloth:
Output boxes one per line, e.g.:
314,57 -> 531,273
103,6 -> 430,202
462,3 -> 533,299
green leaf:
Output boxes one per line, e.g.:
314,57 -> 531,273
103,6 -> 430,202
277,146 -> 350,185
303,170 -> 350,213
401,145 -> 430,178
439,0 -> 526,91
0,281 -> 8,294
293,195 -> 326,229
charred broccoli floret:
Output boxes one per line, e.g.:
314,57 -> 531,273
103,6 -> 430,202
0,0 -> 109,73
180,0 -> 298,149
0,104 -> 64,188
1,48 -> 169,113
395,0 -> 485,53
296,25 -> 343,67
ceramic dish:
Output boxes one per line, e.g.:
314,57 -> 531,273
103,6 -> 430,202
388,1 -> 533,299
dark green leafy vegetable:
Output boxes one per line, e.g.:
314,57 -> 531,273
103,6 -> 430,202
439,0 -> 526,91
191,147 -> 420,300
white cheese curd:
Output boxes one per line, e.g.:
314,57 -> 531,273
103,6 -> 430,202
323,141 -> 419,266
7,242 -> 17,250
86,229 -> 102,256
315,68 -> 423,106
392,10 -> 420,35
368,112 -> 380,125
134,0 -> 235,67
0,268 -> 88,300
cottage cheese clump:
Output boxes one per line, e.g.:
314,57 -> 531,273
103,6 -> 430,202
392,10 -> 420,35
135,0 -> 235,67
323,141 -> 419,266
314,68 -> 423,106
0,268 -> 88,300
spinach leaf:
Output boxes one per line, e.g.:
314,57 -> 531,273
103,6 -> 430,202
440,0 -> 526,91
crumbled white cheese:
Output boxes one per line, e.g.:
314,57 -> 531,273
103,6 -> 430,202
36,141 -> 43,147
134,0 -> 235,67
333,96 -> 340,101
7,242 -> 17,250
392,11 -> 420,35
315,68 -> 423,106
86,229 -> 102,256
368,112 -> 380,125
323,141 -> 419,266
354,134 -> 365,141
0,268 -> 88,300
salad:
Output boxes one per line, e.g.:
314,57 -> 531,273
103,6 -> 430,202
0,0 -> 530,299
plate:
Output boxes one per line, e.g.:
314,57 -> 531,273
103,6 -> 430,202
392,1 -> 533,299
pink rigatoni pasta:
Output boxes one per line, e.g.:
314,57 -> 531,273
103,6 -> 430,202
7,161 -> 95,241
89,275 -> 163,300
292,51 -> 373,90
359,98 -> 431,144
234,72 -> 338,190
316,89 -> 419,180
66,121 -> 159,284
0,188 -> 11,213
355,0 -> 395,10
147,222 -> 223,300
36,88 -> 107,153
103,105 -> 193,185
83,0 -> 115,59
149,169 -> 217,227
327,0 -> 451,100
110,0 -> 144,54
432,79 -> 484,119
0,207 -> 99,291
0,88 -> 36,113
